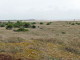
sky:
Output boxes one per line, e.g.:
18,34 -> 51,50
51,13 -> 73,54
0,0 -> 80,20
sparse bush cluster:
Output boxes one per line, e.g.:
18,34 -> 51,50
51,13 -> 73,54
66,22 -> 80,25
4,21 -> 37,32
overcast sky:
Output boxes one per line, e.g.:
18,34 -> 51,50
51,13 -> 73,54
0,0 -> 80,20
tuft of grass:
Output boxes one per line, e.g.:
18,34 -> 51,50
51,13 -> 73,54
61,32 -> 66,34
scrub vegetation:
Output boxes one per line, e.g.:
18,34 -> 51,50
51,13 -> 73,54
0,21 -> 80,60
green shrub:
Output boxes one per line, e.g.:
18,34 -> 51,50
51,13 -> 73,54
77,23 -> 80,25
32,25 -> 36,28
31,22 -> 36,24
0,24 -> 5,27
24,22 -> 31,28
13,28 -> 29,32
50,22 -> 52,23
69,22 -> 71,24
40,22 -> 43,24
61,32 -> 66,34
6,24 -> 13,29
17,21 -> 22,23
76,22 -> 78,24
14,23 -> 19,28
46,22 -> 50,25
14,22 -> 23,28
71,23 -> 75,25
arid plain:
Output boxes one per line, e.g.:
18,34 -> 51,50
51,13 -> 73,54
0,20 -> 80,60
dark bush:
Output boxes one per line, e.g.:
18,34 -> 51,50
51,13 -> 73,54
46,22 -> 50,25
14,22 -> 23,28
76,22 -> 78,24
24,22 -> 31,28
6,24 -> 13,30
32,25 -> 36,28
0,24 -> 5,27
71,23 -> 75,25
61,32 -> 66,34
14,23 -> 19,28
40,22 -> 43,24
13,28 -> 29,32
77,23 -> 80,25
31,22 -> 36,24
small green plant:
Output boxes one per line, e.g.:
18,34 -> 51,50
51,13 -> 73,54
6,24 -> 13,29
14,22 -> 23,28
61,32 -> 66,34
69,22 -> 71,24
77,23 -> 80,25
31,22 -> 36,24
13,28 -> 29,32
76,22 -> 78,24
50,22 -> 52,23
24,22 -> 31,28
0,24 -> 5,27
40,22 -> 43,24
46,22 -> 50,25
71,23 -> 75,25
32,25 -> 36,28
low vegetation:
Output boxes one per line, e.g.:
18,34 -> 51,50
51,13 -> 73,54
40,22 -> 43,24
31,25 -> 36,28
46,22 -> 51,25
0,21 -> 80,60
13,28 -> 29,32
6,24 -> 13,29
61,32 -> 66,34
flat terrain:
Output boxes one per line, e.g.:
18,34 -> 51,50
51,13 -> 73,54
0,21 -> 80,60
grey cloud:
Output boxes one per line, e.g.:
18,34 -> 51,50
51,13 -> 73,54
0,0 -> 80,20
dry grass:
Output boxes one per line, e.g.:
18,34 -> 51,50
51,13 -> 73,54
0,21 -> 80,60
